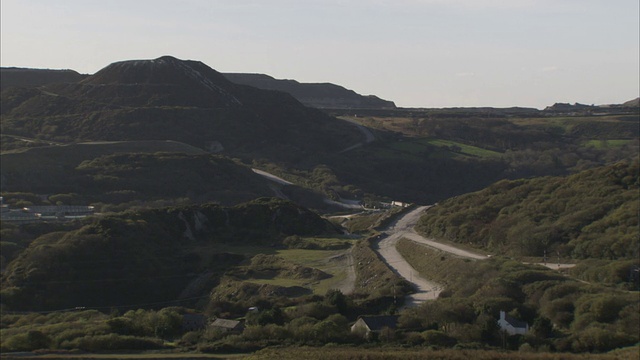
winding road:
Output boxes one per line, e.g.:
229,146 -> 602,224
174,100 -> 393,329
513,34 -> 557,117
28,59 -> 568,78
372,205 -> 577,307
374,205 -> 487,306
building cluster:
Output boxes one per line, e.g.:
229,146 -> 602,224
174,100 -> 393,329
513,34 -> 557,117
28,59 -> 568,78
0,198 -> 94,224
183,311 -> 528,339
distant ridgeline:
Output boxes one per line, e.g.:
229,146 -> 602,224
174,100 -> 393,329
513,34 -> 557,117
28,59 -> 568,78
0,67 -> 86,90
0,57 -> 363,165
224,73 -> 397,110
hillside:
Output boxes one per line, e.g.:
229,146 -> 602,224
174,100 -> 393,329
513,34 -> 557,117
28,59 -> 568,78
0,141 -> 276,207
0,198 -> 339,311
224,73 -> 396,109
415,160 -> 639,260
0,56 -> 362,165
623,97 -> 640,107
0,67 -> 86,90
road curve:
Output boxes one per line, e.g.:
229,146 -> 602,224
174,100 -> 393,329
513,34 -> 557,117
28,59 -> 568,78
374,206 -> 443,305
338,117 -> 376,153
372,206 -> 576,307
374,205 -> 489,306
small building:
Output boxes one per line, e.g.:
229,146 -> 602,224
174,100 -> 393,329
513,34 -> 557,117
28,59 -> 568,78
350,315 -> 399,339
498,310 -> 529,335
210,318 -> 244,333
182,313 -> 207,332
390,201 -> 410,208
0,210 -> 42,224
23,205 -> 94,221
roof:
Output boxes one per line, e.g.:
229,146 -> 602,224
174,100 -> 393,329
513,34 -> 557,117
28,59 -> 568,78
504,313 -> 528,329
358,315 -> 399,331
211,318 -> 242,329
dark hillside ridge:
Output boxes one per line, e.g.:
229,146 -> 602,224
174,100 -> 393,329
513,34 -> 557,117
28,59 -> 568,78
0,141 -> 274,205
0,198 -> 339,311
224,73 -> 396,109
0,56 -> 362,164
0,67 -> 86,90
622,97 -> 640,107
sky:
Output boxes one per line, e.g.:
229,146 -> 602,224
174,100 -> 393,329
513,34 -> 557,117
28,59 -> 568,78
1,0 -> 638,108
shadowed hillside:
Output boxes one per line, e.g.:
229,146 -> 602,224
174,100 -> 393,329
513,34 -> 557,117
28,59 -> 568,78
0,67 -> 86,90
0,198 -> 339,311
0,141 -> 274,207
224,73 -> 396,109
0,56 -> 362,165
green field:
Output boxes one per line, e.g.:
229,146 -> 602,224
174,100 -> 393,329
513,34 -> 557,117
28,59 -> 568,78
213,237 -> 356,295
421,138 -> 503,158
380,138 -> 502,159
584,139 -> 634,148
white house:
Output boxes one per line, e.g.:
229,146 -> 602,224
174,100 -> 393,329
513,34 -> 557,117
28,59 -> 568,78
390,201 -> 410,208
498,310 -> 529,335
350,315 -> 399,339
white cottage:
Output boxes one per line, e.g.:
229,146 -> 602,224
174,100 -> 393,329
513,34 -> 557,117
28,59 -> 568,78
497,310 -> 529,335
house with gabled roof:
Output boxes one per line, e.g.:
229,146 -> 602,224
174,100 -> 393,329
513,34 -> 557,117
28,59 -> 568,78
497,310 -> 529,335
210,318 -> 244,333
350,315 -> 399,339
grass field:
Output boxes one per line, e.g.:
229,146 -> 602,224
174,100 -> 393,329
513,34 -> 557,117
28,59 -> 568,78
583,139 -> 634,148
212,238 -> 356,295
3,346 -> 638,360
420,138 -> 502,158
378,138 -> 501,159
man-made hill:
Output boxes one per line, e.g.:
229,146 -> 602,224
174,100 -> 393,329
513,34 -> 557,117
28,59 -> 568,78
0,198 -> 338,311
224,73 -> 396,109
623,97 -> 640,107
0,56 -> 362,164
416,160 -> 639,260
543,99 -> 639,114
0,67 -> 86,90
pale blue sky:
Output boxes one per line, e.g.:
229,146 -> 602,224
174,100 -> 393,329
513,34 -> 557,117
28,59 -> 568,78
1,0 -> 638,108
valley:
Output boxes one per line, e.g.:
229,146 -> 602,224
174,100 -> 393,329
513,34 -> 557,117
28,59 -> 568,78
0,58 -> 638,358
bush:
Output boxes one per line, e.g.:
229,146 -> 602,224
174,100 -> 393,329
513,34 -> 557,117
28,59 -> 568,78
60,334 -> 164,351
421,330 -> 457,348
2,330 -> 52,351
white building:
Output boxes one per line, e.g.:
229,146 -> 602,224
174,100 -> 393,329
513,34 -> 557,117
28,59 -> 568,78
498,310 -> 529,335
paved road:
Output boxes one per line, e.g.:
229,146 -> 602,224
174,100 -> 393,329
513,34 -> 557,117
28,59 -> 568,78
338,117 -> 376,153
372,206 -> 579,307
374,206 -> 444,305
252,169 -> 293,185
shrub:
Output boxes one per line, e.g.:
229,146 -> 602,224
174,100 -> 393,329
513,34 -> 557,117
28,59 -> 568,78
2,330 -> 52,351
61,334 -> 164,351
421,330 -> 457,348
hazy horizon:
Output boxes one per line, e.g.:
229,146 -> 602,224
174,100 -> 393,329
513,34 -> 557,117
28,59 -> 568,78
1,0 -> 638,108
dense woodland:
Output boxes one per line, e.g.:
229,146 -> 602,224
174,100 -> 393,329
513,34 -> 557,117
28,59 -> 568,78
416,160 -> 639,261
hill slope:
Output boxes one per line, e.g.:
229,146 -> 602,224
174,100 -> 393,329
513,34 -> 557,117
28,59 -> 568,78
224,73 -> 396,109
0,56 -> 362,164
0,141 -> 274,206
0,67 -> 86,90
416,160 -> 639,259
0,198 -> 338,311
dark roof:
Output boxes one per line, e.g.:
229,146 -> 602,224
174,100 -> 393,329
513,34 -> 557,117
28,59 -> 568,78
359,315 -> 399,331
504,313 -> 528,329
211,318 -> 242,329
